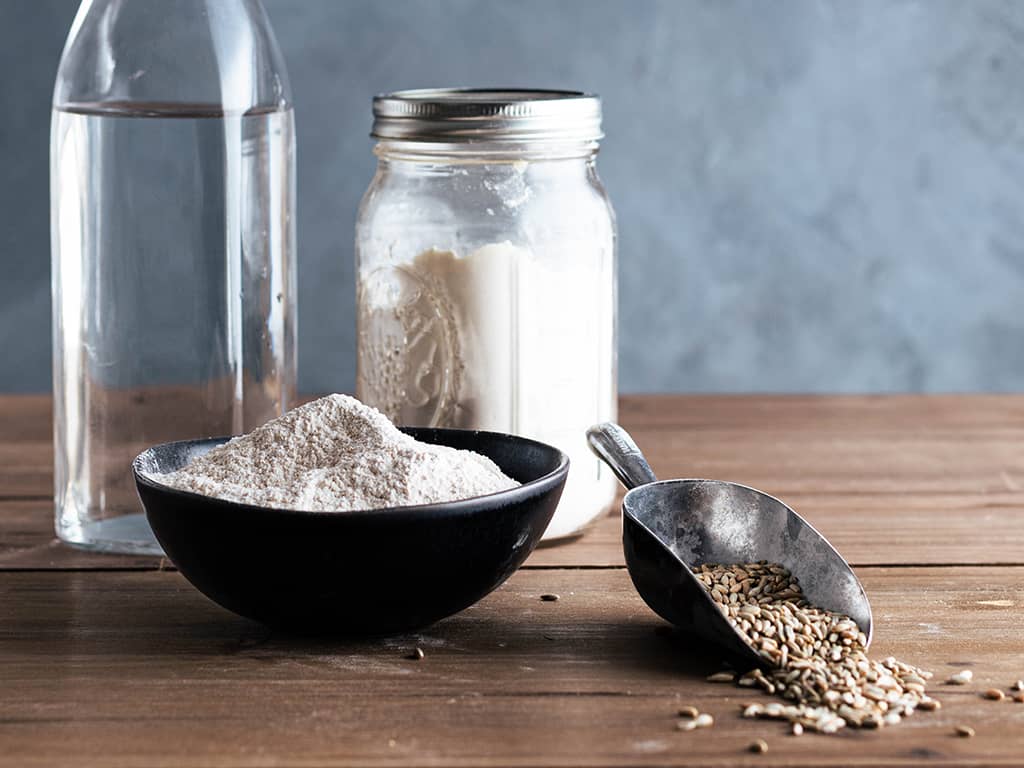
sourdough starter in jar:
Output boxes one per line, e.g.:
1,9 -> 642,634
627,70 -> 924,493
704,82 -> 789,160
356,89 -> 617,540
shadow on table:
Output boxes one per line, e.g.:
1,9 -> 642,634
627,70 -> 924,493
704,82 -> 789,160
8,571 -> 736,685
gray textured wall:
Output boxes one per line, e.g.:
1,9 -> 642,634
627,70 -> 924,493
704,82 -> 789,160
3,0 -> 1023,394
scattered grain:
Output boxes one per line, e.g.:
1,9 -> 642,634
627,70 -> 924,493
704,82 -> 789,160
948,670 -> 973,685
408,647 -> 425,661
694,713 -> 714,729
706,672 -> 735,683
743,704 -> 763,718
748,739 -> 769,754
955,725 -> 975,738
694,562 -> 938,734
540,593 -> 560,602
984,688 -> 1005,701
678,706 -> 699,718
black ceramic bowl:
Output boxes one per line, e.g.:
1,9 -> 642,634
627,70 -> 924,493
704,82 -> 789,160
133,427 -> 568,635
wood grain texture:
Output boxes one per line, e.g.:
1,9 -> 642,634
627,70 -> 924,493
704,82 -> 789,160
0,500 -> 170,570
5,392 -> 1024,498
529,490 -> 1024,568
1,567 -> 1022,767
4,394 -> 1024,569
6,490 -> 1024,571
3,395 -> 1024,765
0,395 -> 49,498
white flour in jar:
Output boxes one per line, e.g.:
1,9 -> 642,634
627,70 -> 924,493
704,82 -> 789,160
358,242 -> 617,540
153,394 -> 518,510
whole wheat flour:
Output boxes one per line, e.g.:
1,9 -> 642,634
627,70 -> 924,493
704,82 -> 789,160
154,394 -> 519,510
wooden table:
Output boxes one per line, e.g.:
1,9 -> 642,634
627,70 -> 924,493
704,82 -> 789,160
2,394 -> 1024,767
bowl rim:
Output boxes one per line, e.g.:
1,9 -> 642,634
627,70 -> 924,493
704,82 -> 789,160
132,427 -> 571,520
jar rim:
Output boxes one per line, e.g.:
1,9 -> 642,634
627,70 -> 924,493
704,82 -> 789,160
371,88 -> 603,145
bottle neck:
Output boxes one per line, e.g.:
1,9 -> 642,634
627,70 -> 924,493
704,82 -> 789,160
54,0 -> 290,114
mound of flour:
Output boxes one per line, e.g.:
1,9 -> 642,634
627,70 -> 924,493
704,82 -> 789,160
155,394 -> 519,510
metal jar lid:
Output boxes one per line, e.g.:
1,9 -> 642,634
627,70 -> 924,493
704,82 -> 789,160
371,88 -> 603,144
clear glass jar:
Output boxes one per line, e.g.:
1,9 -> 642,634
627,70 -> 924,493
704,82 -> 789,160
356,89 -> 617,540
51,0 -> 296,554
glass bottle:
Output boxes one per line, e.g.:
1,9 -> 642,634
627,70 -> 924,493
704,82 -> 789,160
51,0 -> 296,554
355,89 -> 617,541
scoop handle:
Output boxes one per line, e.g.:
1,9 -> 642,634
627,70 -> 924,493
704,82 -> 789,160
586,423 -> 658,490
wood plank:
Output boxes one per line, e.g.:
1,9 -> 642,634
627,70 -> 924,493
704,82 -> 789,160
4,393 -> 1024,569
0,394 -> 49,498
635,432 -> 1024,497
5,487 -> 1024,572
0,444 -> 50,500
0,394 -> 50,442
5,393 -> 1024,500
619,393 -> 1024,431
0,566 -> 1021,766
530,490 -> 1024,568
0,500 -> 167,570
5,393 -> 1023,442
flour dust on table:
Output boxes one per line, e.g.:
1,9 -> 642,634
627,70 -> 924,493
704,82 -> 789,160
154,394 -> 519,510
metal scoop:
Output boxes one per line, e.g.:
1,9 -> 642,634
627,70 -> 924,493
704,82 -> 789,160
587,422 -> 872,668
